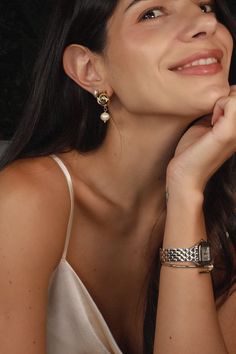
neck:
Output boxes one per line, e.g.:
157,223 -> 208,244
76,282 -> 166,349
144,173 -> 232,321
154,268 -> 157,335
78,110 -> 193,211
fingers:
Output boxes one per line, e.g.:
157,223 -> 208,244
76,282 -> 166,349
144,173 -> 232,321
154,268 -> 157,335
211,95 -> 236,150
189,94 -> 236,158
211,107 -> 223,126
211,96 -> 229,126
211,86 -> 236,126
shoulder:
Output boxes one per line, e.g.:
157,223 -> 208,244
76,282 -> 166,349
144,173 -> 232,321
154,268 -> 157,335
0,156 -> 71,270
0,156 -> 72,352
0,154 -> 69,195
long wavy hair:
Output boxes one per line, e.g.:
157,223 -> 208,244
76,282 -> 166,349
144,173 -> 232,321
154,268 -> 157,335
1,1 -> 236,353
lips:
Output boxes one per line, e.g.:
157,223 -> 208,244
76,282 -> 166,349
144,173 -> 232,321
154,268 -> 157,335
168,49 -> 224,71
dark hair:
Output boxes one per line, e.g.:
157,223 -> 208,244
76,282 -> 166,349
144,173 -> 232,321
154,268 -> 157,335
1,1 -> 236,353
0,0 -> 119,164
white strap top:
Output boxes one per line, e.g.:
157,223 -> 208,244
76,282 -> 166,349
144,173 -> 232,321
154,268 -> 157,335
46,155 -> 123,354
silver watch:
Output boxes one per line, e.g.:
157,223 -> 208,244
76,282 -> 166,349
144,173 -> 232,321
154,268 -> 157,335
160,239 -> 213,267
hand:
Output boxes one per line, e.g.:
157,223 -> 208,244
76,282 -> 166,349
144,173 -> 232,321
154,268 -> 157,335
167,86 -> 236,192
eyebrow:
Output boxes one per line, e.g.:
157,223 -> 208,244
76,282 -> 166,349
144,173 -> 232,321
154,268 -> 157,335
125,0 -> 149,12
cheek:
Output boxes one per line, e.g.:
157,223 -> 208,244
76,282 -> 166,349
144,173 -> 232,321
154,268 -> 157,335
105,40 -> 167,111
219,24 -> 234,64
105,50 -> 148,109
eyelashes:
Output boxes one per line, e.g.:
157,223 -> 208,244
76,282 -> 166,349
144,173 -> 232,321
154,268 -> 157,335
139,7 -> 165,22
138,2 -> 215,22
199,2 -> 216,13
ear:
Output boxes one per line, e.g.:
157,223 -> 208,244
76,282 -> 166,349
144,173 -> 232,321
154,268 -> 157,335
63,44 -> 112,96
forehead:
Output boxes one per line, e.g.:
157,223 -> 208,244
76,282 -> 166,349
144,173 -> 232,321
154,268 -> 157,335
118,0 -> 213,11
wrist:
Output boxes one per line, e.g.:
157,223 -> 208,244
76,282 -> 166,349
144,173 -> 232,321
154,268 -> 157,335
166,163 -> 206,197
164,187 -> 206,249
166,184 -> 204,207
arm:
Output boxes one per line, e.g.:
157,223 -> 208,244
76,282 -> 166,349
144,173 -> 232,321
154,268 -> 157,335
154,190 -> 228,354
0,160 -> 69,354
218,288 -> 236,353
154,87 -> 236,354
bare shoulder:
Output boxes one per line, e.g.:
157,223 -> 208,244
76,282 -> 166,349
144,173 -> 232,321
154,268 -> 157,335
0,156 -> 71,353
0,156 -> 71,267
218,284 -> 236,354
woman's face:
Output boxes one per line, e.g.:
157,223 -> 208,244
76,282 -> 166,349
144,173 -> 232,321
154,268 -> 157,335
103,0 -> 233,119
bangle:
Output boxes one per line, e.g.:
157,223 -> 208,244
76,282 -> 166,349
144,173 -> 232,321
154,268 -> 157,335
160,239 -> 214,273
161,262 -> 214,273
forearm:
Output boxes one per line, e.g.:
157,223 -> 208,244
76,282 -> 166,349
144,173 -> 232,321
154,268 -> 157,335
154,189 -> 228,354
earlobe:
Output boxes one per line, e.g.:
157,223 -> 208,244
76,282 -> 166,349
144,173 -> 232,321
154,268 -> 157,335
63,44 -> 103,94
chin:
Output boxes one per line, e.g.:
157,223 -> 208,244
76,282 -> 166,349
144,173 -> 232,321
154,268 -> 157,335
183,85 -> 229,118
198,82 -> 230,110
208,82 -> 231,98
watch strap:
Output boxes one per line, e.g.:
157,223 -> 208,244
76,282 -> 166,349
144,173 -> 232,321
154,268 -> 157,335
160,239 -> 212,266
160,245 -> 200,263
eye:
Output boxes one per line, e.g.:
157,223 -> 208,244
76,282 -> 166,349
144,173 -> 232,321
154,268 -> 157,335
139,7 -> 165,21
199,2 -> 215,13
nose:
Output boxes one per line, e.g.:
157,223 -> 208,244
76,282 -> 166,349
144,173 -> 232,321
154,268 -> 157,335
177,12 -> 218,42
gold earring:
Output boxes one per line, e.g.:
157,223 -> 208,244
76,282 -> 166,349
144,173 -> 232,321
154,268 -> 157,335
94,91 -> 110,123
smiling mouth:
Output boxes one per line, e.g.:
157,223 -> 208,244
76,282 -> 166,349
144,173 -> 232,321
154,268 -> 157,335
172,57 -> 219,71
168,49 -> 224,75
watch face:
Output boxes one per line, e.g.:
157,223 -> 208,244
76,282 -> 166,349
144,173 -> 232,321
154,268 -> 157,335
199,241 -> 211,264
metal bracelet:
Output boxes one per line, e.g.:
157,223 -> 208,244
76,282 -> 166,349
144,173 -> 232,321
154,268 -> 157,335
160,245 -> 200,263
161,262 -> 214,273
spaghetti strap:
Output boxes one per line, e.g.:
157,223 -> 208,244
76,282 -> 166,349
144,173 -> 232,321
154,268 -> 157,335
50,154 -> 74,260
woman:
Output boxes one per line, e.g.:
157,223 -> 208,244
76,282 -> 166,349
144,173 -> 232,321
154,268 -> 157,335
0,0 -> 236,353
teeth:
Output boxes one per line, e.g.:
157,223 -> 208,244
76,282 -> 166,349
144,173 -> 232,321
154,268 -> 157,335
176,57 -> 218,71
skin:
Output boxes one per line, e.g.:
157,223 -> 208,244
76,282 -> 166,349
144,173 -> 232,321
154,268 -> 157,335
0,0 -> 236,353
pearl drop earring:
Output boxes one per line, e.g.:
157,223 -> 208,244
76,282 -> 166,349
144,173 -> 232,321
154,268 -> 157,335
94,91 -> 111,123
